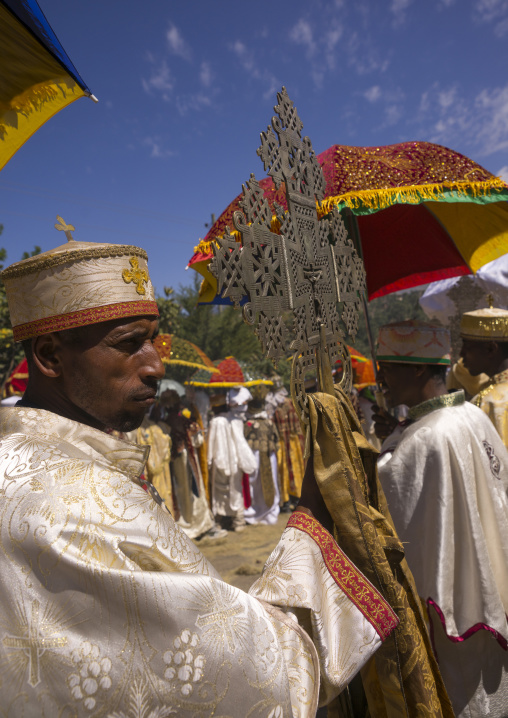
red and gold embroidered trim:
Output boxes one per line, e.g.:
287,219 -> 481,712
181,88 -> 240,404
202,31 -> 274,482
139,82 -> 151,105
12,301 -> 159,341
288,511 -> 398,640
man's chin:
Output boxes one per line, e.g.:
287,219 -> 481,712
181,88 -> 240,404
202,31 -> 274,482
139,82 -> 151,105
109,409 -> 147,433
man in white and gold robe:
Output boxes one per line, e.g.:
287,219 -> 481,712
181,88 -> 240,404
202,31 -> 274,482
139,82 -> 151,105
375,320 -> 508,718
460,305 -> 508,448
0,227 -> 398,716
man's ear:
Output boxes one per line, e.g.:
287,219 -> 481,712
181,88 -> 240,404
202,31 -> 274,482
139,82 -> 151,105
31,334 -> 64,378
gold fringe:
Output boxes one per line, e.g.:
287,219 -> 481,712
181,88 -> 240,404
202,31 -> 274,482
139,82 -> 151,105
191,177 -> 508,261
160,358 -> 219,372
187,379 -> 273,389
319,177 -> 508,215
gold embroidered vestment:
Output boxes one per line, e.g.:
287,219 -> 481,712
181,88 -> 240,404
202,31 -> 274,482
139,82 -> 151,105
0,406 -> 398,716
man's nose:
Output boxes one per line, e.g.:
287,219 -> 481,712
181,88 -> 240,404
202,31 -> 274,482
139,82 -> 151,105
144,343 -> 165,381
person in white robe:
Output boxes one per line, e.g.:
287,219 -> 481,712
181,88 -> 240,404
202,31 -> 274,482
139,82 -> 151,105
0,229 -> 399,716
208,387 -> 257,532
374,319 -> 508,718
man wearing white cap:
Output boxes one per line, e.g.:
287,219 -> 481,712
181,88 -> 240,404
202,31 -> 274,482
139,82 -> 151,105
460,304 -> 508,447
0,221 -> 399,716
374,319 -> 508,718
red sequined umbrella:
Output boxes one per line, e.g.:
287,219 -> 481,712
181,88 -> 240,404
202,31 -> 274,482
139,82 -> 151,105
188,141 -> 508,303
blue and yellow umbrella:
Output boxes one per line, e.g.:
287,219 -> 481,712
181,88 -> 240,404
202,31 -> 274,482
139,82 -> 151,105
0,0 -> 95,170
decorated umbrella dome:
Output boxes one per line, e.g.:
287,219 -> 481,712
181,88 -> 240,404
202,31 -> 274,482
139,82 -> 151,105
188,141 -> 508,304
1,0 -> 95,170
186,356 -> 273,389
334,346 -> 376,389
153,334 -> 218,372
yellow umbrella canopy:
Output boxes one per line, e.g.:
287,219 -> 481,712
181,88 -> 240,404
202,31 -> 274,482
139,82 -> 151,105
0,0 -> 95,170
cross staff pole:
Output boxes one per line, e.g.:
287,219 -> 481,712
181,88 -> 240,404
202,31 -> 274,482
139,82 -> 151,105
342,207 -> 386,409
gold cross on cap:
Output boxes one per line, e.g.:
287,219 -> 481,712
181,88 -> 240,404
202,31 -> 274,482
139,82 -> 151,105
122,256 -> 149,295
54,216 -> 75,242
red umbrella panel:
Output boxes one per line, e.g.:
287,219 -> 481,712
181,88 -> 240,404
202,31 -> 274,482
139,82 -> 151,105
188,141 -> 508,303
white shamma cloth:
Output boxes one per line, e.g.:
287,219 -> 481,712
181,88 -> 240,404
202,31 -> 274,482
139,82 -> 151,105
207,412 -> 256,516
378,391 -> 508,717
0,406 -> 398,716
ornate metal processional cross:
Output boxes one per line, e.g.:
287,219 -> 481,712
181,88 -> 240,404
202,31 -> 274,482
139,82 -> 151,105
209,87 -> 366,422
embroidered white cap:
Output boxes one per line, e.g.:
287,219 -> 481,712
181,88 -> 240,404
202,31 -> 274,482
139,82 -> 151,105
1,217 -> 158,341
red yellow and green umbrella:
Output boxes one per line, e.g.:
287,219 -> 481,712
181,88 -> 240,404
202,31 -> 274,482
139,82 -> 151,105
188,141 -> 508,304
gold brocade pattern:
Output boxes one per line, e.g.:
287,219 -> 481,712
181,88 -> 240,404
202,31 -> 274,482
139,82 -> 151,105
472,370 -> 508,448
307,390 -> 454,717
0,405 -> 396,716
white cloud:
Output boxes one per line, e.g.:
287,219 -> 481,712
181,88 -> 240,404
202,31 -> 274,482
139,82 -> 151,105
390,0 -> 413,25
474,0 -> 508,36
385,104 -> 402,125
289,19 -> 316,57
176,93 -> 212,116
142,137 -> 174,159
229,40 -> 279,98
346,32 -> 390,75
142,60 -> 174,101
498,165 -> 508,181
474,85 -> 508,154
438,87 -> 458,110
324,23 -> 343,70
364,85 -> 382,103
200,61 -> 212,87
166,23 -> 191,60
420,82 -> 508,156
231,40 -> 256,73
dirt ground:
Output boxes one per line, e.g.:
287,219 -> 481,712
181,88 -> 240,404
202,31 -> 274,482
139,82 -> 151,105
196,513 -> 291,592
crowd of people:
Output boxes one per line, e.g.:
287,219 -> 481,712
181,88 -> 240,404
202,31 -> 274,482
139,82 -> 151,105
125,378 -> 306,542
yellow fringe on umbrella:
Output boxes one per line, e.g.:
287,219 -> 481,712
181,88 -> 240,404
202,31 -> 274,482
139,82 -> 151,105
319,177 -> 508,215
186,378 -> 274,389
193,177 -> 507,261
159,358 -> 219,372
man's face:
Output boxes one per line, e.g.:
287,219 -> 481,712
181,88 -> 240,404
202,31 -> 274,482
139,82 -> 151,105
59,316 -> 164,432
460,338 -> 490,376
377,362 -> 419,408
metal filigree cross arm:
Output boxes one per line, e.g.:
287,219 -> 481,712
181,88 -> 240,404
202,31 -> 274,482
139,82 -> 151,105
209,87 -> 366,422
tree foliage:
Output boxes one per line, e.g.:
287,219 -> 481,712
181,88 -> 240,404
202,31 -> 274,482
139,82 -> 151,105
163,277 -> 428,388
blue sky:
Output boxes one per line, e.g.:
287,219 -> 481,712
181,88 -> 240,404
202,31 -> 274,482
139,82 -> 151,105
2,0 -> 508,296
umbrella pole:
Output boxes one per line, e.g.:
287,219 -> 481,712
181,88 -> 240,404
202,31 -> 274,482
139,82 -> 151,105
341,209 -> 386,409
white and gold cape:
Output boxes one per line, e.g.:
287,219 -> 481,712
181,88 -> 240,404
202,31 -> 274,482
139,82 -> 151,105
0,406 -> 397,717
